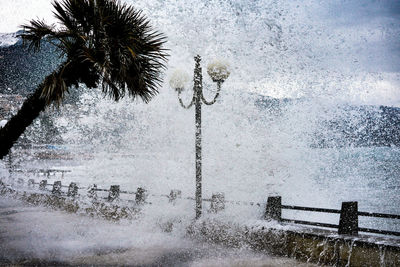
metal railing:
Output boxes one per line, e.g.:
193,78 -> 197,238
265,196 -> 400,237
5,172 -> 400,237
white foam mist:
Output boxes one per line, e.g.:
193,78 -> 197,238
2,0 -> 400,224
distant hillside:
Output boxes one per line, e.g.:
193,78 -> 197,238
0,32 -> 83,105
313,105 -> 400,147
0,33 -> 63,145
255,95 -> 400,148
0,31 -> 62,96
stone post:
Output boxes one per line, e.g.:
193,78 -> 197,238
136,187 -> 147,204
265,196 -> 282,221
67,182 -> 78,197
108,185 -> 120,201
28,179 -> 35,187
169,189 -> 182,202
210,192 -> 225,213
39,180 -> 47,191
338,201 -> 358,235
87,184 -> 98,200
52,181 -> 62,195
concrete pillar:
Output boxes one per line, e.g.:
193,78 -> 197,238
67,182 -> 78,197
136,187 -> 147,204
28,179 -> 35,187
210,192 -> 225,213
52,181 -> 62,195
87,184 -> 98,200
169,189 -> 182,202
108,185 -> 120,201
265,196 -> 282,221
338,201 -> 358,235
39,180 -> 47,191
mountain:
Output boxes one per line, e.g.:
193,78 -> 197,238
255,94 -> 400,148
0,32 -> 63,145
0,31 -> 61,96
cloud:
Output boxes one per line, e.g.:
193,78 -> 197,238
324,0 -> 400,24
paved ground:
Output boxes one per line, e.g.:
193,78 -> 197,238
0,196 -> 317,266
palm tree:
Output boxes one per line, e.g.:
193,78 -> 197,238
0,0 -> 167,159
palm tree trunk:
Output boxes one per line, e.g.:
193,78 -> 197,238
0,84 -> 46,159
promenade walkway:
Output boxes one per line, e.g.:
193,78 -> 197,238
0,196 -> 315,266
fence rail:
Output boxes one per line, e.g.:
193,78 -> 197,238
266,196 -> 400,237
358,227 -> 400,236
358,211 -> 400,220
281,205 -> 341,214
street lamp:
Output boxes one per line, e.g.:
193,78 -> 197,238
170,55 -> 230,219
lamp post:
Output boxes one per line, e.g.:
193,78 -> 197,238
170,55 -> 230,219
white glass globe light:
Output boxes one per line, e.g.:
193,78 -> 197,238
169,69 -> 190,93
207,60 -> 230,82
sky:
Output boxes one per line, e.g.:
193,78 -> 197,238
320,0 -> 400,73
0,0 -> 399,106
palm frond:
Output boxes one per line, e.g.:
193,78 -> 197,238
20,0 -> 168,104
19,20 -> 56,51
41,64 -> 69,105
94,0 -> 168,101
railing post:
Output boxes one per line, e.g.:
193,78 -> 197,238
265,196 -> 282,221
338,201 -> 358,235
28,179 -> 35,187
39,180 -> 47,191
210,192 -> 225,213
136,187 -> 147,204
108,185 -> 120,201
169,189 -> 182,203
52,181 -> 62,195
67,182 -> 78,197
87,184 -> 98,200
